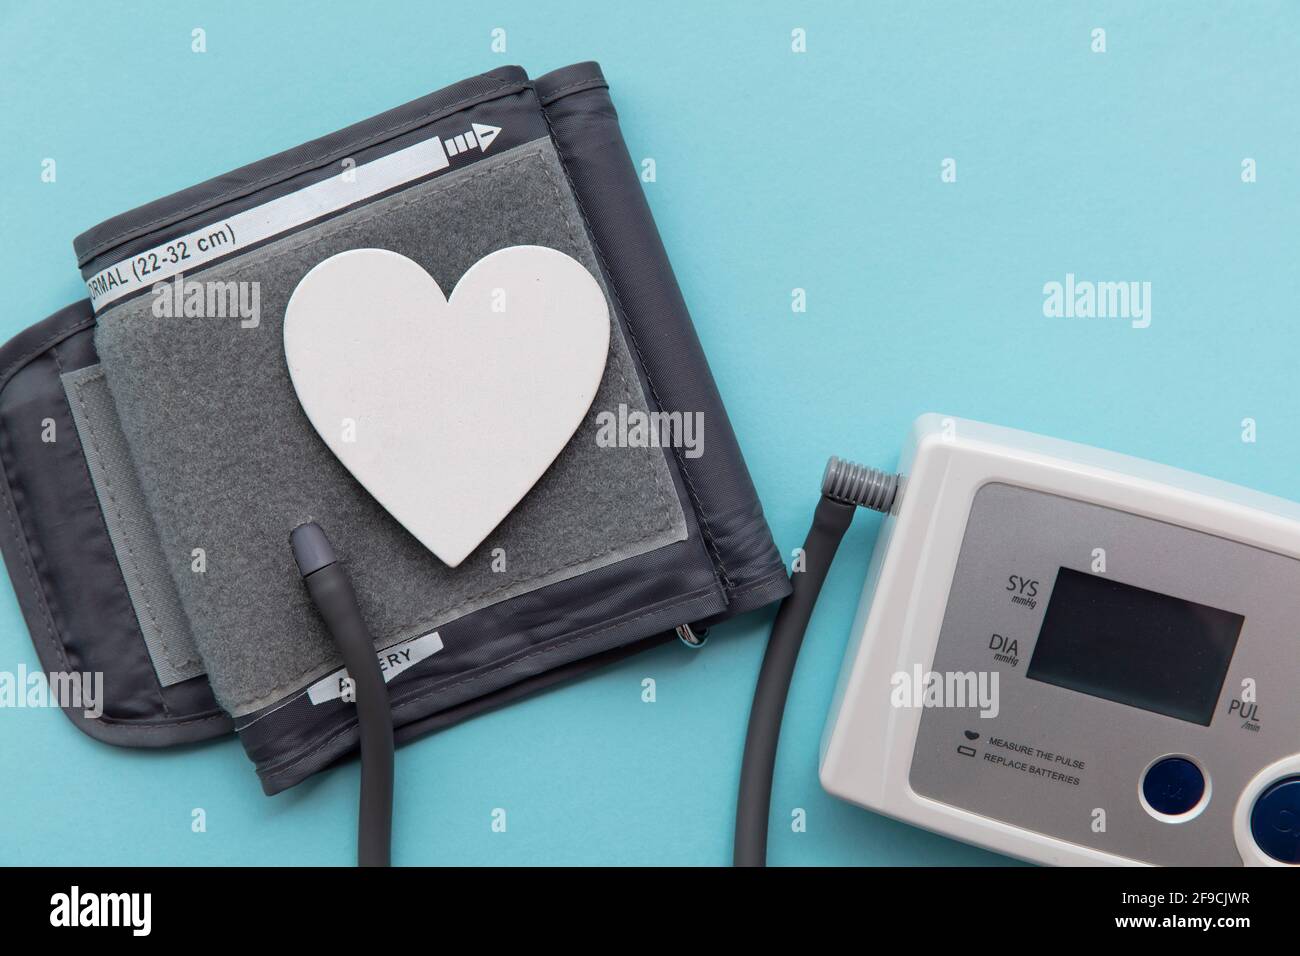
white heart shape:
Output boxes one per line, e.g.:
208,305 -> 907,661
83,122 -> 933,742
284,246 -> 610,567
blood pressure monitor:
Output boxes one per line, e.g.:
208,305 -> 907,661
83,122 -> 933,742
819,415 -> 1300,866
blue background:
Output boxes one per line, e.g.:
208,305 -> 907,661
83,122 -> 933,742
1,1 -> 1297,865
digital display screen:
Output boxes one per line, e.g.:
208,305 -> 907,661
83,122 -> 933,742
1026,567 -> 1243,726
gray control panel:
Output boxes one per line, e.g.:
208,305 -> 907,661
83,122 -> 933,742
909,482 -> 1298,865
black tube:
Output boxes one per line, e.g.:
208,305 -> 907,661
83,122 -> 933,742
733,495 -> 857,867
292,522 -> 394,868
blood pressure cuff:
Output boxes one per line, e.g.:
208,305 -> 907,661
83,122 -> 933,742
0,63 -> 790,793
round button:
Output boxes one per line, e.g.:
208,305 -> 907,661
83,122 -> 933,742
1142,756 -> 1205,817
1250,776 -> 1300,864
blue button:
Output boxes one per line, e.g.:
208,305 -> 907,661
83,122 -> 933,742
1142,757 -> 1205,816
1250,776 -> 1300,864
